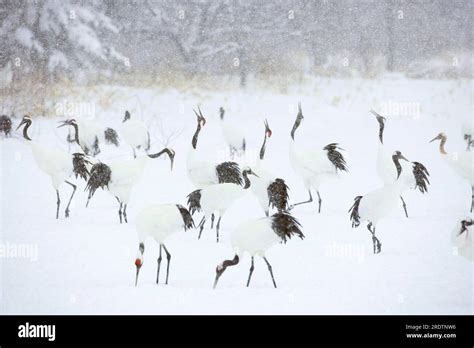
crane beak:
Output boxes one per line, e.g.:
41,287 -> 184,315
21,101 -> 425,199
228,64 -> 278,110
399,154 -> 409,162
213,273 -> 221,289
429,134 -> 441,143
57,121 -> 68,128
135,266 -> 141,287
16,119 -> 26,130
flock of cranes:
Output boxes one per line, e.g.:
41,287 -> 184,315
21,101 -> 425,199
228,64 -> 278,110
1,104 -> 473,288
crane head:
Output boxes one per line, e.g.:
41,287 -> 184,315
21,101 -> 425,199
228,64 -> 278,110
193,107 -> 206,127
16,115 -> 32,130
123,110 -> 131,123
134,243 -> 144,287
264,119 -> 272,138
57,119 -> 77,128
429,132 -> 446,143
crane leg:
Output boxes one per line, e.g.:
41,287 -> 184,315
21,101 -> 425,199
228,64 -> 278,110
64,181 -> 77,218
123,204 -> 128,223
367,223 -> 382,254
290,189 -> 313,210
263,257 -> 277,288
246,256 -> 255,287
118,202 -> 123,224
400,195 -> 409,218
56,190 -> 60,219
198,218 -> 206,239
162,244 -> 171,285
210,213 -> 215,229
133,148 -> 137,159
216,216 -> 222,243
156,245 -> 162,284
316,190 -> 322,213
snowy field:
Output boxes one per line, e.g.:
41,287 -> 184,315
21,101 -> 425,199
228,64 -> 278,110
0,77 -> 472,314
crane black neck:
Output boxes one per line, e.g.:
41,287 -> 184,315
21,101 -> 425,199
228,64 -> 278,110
290,115 -> 302,141
22,120 -> 32,141
378,121 -> 385,144
148,148 -> 172,159
71,123 -> 80,146
242,170 -> 252,189
259,133 -> 268,160
191,122 -> 202,150
392,155 -> 403,179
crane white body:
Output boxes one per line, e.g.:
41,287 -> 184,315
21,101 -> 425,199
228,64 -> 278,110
231,218 -> 281,257
371,110 -> 432,218
357,182 -> 403,226
120,111 -> 149,158
186,108 -> 242,188
134,204 -> 194,286
18,116 -> 89,219
213,212 -> 304,288
75,118 -> 101,155
288,104 -> 347,213
187,148 -> 220,187
219,107 -> 246,158
86,148 -> 174,223
137,204 -> 188,244
349,151 -> 410,254
187,168 -> 256,242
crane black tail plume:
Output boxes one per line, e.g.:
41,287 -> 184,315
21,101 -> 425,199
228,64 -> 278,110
216,161 -> 243,185
186,189 -> 202,215
104,128 -> 119,146
271,212 -> 304,243
85,162 -> 112,206
412,161 -> 430,193
267,178 -> 290,212
348,196 -> 362,228
324,143 -> 348,172
176,204 -> 195,230
72,153 -> 91,181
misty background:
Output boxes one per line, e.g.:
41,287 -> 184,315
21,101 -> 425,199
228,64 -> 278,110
0,0 -> 472,114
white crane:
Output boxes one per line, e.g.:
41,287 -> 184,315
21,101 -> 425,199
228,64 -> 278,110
251,119 -> 290,216
16,115 -> 91,219
0,115 -> 12,137
430,132 -> 474,212
85,147 -> 175,223
186,107 -> 242,189
371,110 -> 431,217
134,204 -> 195,286
121,110 -> 150,158
61,118 -> 101,156
213,212 -> 304,289
187,167 -> 258,243
289,103 -> 348,213
219,106 -> 246,159
348,151 -> 410,254
452,217 -> 473,261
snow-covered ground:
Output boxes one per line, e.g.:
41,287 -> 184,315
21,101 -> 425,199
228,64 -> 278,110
1,77 -> 472,314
